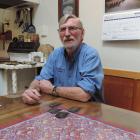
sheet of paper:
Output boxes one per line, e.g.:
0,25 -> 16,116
102,10 -> 140,40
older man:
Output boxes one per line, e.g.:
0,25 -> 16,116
22,14 -> 104,104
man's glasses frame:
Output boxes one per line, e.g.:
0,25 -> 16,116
58,26 -> 82,33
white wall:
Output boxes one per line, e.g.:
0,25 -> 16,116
34,0 -> 61,47
34,0 -> 140,72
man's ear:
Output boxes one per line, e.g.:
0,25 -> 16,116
81,29 -> 85,39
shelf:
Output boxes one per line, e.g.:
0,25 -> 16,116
0,0 -> 40,9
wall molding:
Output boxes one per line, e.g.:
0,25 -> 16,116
104,68 -> 140,80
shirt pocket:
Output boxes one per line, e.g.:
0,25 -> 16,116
54,67 -> 65,84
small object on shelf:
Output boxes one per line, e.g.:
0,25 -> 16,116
7,41 -> 40,53
26,8 -> 36,33
38,44 -> 54,61
7,52 -> 44,63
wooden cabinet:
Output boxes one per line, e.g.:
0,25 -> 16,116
104,76 -> 134,110
104,69 -> 140,113
132,81 -> 140,112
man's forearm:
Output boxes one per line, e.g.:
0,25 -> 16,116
29,80 -> 91,102
55,86 -> 91,102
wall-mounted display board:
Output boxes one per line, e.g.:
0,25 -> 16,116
102,10 -> 140,40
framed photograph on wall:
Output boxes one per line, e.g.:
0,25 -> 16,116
58,0 -> 79,20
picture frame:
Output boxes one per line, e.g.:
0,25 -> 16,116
58,0 -> 79,20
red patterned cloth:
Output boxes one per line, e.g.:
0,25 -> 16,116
0,111 -> 139,140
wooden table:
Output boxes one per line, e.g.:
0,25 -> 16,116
0,95 -> 140,133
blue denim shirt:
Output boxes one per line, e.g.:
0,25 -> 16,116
35,43 -> 104,100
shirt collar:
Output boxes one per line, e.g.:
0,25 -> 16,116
63,43 -> 84,61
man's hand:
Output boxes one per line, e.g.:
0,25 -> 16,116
22,89 -> 41,104
39,80 -> 54,94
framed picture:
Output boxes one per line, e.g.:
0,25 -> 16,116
58,0 -> 79,20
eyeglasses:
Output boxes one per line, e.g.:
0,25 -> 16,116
58,26 -> 82,33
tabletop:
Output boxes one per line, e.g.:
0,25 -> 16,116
0,95 -> 140,139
